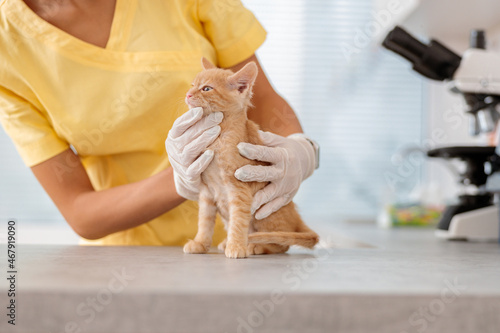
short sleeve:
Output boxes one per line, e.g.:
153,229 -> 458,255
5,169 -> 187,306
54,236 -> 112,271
197,0 -> 267,68
0,86 -> 69,167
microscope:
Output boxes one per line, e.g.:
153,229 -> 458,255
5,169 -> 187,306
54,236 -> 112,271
382,26 -> 500,241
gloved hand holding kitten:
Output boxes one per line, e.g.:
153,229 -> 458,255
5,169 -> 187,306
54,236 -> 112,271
165,107 -> 223,201
166,107 -> 318,217
235,131 -> 317,220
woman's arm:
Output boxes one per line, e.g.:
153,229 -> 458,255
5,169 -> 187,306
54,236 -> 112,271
31,149 -> 185,239
228,54 -> 303,136
31,54 -> 300,240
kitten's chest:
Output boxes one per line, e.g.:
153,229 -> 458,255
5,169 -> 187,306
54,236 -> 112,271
201,131 -> 247,200
202,134 -> 240,183
201,158 -> 227,209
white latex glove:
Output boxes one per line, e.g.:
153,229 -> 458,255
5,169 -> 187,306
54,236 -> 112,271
166,107 -> 223,200
235,131 -> 317,220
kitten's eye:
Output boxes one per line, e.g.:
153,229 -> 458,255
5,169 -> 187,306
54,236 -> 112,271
202,86 -> 213,92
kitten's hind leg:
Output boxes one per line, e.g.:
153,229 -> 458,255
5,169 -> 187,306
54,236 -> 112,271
184,188 -> 217,254
217,238 -> 227,252
248,243 -> 289,255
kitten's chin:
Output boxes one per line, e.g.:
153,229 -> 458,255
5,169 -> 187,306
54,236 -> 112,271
188,103 -> 212,114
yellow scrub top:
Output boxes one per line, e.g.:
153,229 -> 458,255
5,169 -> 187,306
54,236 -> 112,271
0,0 -> 267,245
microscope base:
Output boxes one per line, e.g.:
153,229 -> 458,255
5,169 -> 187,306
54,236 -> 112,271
435,205 -> 499,241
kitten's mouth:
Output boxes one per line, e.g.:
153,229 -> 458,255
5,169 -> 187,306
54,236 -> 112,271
186,98 -> 199,109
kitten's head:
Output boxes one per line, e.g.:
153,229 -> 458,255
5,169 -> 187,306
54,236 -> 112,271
185,57 -> 258,114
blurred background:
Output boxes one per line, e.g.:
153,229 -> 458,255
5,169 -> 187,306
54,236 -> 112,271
1,0 -> 499,243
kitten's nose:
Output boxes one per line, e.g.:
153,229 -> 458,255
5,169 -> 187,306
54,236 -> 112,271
186,94 -> 192,99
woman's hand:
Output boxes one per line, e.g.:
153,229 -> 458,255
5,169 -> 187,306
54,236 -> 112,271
165,107 -> 223,200
235,130 -> 318,220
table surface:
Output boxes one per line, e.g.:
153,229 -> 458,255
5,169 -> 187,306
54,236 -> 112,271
2,222 -> 500,333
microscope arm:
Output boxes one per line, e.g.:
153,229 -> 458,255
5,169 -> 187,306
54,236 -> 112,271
452,49 -> 500,95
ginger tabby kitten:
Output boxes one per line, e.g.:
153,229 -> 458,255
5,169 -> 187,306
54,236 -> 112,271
183,58 -> 319,259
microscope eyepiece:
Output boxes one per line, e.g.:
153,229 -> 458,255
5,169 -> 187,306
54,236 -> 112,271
382,26 -> 461,81
382,26 -> 427,63
470,30 -> 486,49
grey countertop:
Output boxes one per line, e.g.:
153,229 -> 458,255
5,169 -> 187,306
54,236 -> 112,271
2,222 -> 500,333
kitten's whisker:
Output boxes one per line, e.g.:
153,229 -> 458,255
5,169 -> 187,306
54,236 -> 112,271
172,97 -> 189,117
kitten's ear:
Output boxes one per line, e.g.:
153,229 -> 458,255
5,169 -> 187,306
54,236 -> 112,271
228,62 -> 258,93
201,57 -> 216,70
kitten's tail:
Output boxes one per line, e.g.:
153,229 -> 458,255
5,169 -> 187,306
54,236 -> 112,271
248,230 -> 319,249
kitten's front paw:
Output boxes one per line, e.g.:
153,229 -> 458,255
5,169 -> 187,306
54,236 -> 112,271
225,242 -> 248,259
217,239 -> 227,252
183,240 -> 209,254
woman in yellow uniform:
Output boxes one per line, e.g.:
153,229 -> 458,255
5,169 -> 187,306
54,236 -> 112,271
0,0 -> 319,246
